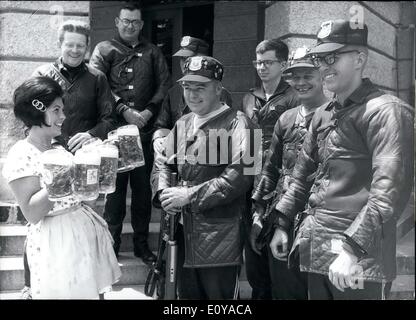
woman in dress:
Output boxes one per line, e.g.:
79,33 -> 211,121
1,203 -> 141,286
2,76 -> 121,299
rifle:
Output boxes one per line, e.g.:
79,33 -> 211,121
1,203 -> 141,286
144,208 -> 168,299
164,172 -> 178,299
144,172 -> 179,299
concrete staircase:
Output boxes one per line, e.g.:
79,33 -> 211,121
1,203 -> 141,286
0,194 -> 251,300
0,195 -> 159,300
0,194 -> 414,300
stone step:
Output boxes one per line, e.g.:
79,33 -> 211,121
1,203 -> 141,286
0,199 -> 162,224
93,198 -> 162,224
389,275 -> 415,300
0,202 -> 25,224
0,284 -> 155,300
104,284 -> 154,300
396,228 -> 415,276
0,255 -> 24,291
3,224 -> 411,277
115,251 -> 152,286
0,280 -> 252,300
0,222 -> 162,256
0,264 -> 411,300
238,272 -> 415,300
118,222 -> 161,253
0,249 -> 246,293
0,251 -> 155,291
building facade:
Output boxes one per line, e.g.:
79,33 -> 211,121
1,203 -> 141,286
0,0 -> 414,207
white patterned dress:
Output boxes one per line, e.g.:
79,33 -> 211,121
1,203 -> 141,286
2,139 -> 121,299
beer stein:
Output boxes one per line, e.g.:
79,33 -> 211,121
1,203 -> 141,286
117,125 -> 145,171
98,142 -> 119,194
72,147 -> 101,201
108,130 -> 128,172
40,149 -> 74,201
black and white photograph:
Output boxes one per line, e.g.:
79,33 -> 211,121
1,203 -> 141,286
0,0 -> 414,309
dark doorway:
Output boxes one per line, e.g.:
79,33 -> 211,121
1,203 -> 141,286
142,2 -> 215,82
182,4 -> 214,56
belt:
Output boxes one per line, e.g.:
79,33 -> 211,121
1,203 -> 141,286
179,180 -> 194,187
46,204 -> 82,217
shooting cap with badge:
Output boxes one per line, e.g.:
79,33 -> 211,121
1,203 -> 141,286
177,56 -> 224,83
173,36 -> 210,57
283,46 -> 315,76
308,19 -> 368,55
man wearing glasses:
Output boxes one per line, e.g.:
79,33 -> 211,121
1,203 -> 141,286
271,19 -> 413,299
251,47 -> 328,299
90,3 -> 171,264
241,39 -> 299,299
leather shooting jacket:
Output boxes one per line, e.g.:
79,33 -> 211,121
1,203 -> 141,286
252,106 -> 316,213
275,79 -> 414,281
33,59 -> 117,146
89,34 -> 171,141
241,79 -> 299,153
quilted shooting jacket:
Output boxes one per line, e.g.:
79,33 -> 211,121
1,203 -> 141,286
152,107 -> 256,267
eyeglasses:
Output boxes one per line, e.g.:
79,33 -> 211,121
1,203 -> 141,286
252,60 -> 281,68
311,50 -> 360,67
118,18 -> 142,27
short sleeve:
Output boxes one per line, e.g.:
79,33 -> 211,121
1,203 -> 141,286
2,141 -> 42,183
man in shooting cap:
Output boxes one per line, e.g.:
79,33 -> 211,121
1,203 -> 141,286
152,55 -> 256,299
173,36 -> 209,57
152,37 -> 233,154
251,46 -> 328,299
308,19 -> 368,54
178,55 -> 224,82
271,19 -> 414,300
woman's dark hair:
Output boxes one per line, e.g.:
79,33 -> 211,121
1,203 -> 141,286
13,76 -> 63,129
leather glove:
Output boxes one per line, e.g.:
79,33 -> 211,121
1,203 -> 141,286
122,108 -> 147,128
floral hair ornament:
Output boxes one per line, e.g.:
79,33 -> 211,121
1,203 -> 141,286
32,99 -> 47,112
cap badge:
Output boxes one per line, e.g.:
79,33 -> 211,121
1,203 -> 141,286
293,46 -> 309,60
317,21 -> 333,39
181,36 -> 191,47
189,56 -> 203,71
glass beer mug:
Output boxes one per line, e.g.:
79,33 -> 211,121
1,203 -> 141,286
98,142 -> 119,194
72,147 -> 101,201
116,125 -> 145,171
107,130 -> 126,172
40,149 -> 74,201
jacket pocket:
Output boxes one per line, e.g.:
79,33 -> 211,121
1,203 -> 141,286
191,214 -> 243,266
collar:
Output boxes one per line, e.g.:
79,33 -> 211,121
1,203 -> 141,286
114,33 -> 146,49
189,104 -> 233,131
325,78 -> 378,111
294,106 -> 315,127
55,57 -> 87,74
250,78 -> 291,101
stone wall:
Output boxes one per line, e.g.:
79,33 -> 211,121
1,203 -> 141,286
212,1 -> 265,108
0,1 -> 89,201
264,1 -> 415,105
89,1 -> 121,51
